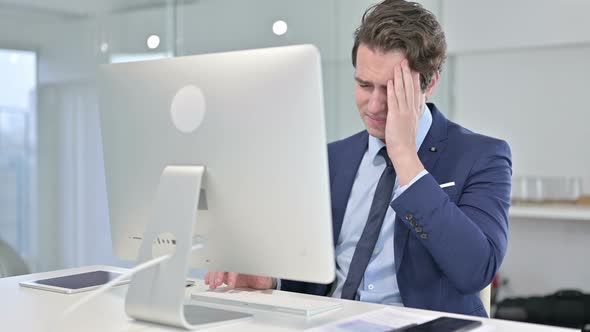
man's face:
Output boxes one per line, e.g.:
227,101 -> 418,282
354,45 -> 422,140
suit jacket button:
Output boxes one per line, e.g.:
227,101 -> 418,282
410,220 -> 418,227
405,213 -> 413,221
420,233 -> 428,239
415,227 -> 423,233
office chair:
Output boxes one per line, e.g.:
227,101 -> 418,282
0,239 -> 29,277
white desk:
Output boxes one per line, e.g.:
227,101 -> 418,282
0,265 -> 577,332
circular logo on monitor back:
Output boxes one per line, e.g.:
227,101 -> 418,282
170,85 -> 206,133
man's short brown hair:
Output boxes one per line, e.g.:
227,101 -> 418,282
352,0 -> 447,91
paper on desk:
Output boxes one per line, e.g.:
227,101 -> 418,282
307,307 -> 430,332
307,307 -> 494,332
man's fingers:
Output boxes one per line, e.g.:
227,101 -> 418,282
226,272 -> 239,288
204,272 -> 210,285
206,272 -> 275,290
207,271 -> 215,288
393,64 -> 406,109
387,79 -> 398,114
209,271 -> 219,289
215,271 -> 225,288
412,71 -> 421,110
206,271 -> 225,289
401,60 -> 414,110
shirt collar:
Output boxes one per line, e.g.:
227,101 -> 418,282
368,103 -> 433,165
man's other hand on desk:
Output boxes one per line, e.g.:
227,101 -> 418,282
204,271 -> 276,290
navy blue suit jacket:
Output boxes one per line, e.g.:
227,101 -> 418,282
281,104 -> 512,317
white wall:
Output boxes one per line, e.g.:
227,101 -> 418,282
452,46 -> 590,193
501,217 -> 590,298
452,46 -> 590,296
178,0 -> 337,59
442,0 -> 590,297
104,6 -> 172,56
443,0 -> 590,53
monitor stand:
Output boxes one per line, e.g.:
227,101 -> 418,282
125,165 -> 252,330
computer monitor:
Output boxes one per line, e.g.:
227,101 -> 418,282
98,45 -> 335,285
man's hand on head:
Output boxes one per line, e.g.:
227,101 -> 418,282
385,59 -> 425,186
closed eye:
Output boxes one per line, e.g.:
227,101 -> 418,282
355,78 -> 373,89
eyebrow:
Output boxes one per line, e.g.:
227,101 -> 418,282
354,77 -> 370,85
354,77 -> 387,89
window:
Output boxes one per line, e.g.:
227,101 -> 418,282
0,49 -> 37,267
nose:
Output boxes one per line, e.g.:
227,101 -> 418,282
367,88 -> 387,114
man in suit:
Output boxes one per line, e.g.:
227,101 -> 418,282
205,0 -> 511,317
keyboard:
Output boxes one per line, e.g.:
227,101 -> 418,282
191,288 -> 342,317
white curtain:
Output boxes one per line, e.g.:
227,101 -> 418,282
37,81 -> 118,271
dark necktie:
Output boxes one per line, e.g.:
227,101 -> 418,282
341,147 -> 396,300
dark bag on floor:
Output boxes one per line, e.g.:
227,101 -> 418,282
495,289 -> 590,329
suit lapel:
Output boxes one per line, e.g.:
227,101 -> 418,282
331,132 -> 368,244
416,104 -> 448,175
395,104 -> 449,272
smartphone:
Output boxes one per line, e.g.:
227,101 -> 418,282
19,270 -> 128,294
394,317 -> 482,332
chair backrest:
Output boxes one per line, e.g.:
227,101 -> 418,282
480,284 -> 491,316
0,239 -> 29,278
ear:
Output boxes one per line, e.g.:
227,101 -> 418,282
425,71 -> 440,99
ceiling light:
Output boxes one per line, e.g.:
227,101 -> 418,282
147,35 -> 161,49
100,43 -> 109,53
272,20 -> 288,36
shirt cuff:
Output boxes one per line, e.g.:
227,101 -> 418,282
276,278 -> 281,290
393,169 -> 429,199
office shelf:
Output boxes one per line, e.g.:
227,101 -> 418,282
509,204 -> 590,221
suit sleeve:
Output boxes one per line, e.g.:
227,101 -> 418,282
390,140 -> 512,294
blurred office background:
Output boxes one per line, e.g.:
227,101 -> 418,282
1,0 -> 589,315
